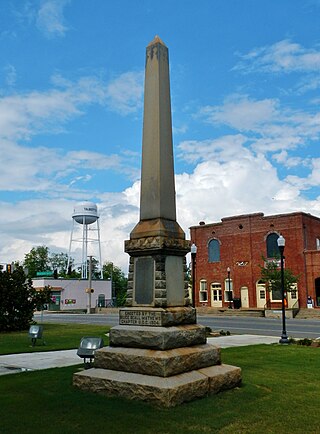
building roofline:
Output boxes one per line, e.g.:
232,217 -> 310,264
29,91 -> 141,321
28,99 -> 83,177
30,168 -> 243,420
189,211 -> 320,229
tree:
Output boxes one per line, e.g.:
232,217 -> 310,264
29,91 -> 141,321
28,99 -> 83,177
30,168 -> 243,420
259,256 -> 300,300
24,246 -> 50,278
0,265 -> 51,331
102,262 -> 127,306
23,246 -> 75,278
49,252 -> 69,275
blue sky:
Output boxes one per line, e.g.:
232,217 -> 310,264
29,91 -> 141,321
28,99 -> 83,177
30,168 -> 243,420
1,0 -> 320,271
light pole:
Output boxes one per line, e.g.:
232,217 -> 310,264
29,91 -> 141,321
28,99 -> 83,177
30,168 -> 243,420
277,235 -> 289,344
191,243 -> 197,308
227,267 -> 232,309
86,255 -> 93,314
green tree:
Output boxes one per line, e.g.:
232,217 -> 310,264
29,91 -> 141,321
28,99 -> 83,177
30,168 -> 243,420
23,246 -> 50,278
0,265 -> 51,331
49,252 -> 69,275
102,262 -> 127,306
23,246 -> 75,278
259,256 -> 299,300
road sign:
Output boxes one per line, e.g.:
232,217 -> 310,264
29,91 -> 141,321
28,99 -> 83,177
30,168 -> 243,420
36,271 -> 53,277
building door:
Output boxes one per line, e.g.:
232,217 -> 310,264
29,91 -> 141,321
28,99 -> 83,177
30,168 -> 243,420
49,294 -> 61,311
256,282 -> 266,308
287,284 -> 298,308
211,283 -> 222,308
240,286 -> 249,308
315,278 -> 320,307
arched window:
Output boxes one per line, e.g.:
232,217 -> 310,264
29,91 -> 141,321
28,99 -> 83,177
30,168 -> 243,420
266,233 -> 279,258
208,239 -> 220,263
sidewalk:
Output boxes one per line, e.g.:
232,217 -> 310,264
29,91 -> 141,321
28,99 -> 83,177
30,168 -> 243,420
0,335 -> 279,376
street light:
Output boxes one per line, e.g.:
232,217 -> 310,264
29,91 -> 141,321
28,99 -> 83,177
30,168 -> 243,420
227,267 -> 232,309
277,235 -> 289,344
191,243 -> 197,308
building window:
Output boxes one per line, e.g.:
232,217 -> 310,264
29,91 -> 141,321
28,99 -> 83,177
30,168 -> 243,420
266,233 -> 279,258
270,287 -> 282,301
260,290 -> 266,299
208,239 -> 220,263
199,279 -> 208,302
224,278 -> 233,301
316,238 -> 320,250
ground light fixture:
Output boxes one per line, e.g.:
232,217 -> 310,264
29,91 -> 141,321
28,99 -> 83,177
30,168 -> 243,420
277,235 -> 290,344
77,337 -> 104,369
191,243 -> 197,308
28,325 -> 44,347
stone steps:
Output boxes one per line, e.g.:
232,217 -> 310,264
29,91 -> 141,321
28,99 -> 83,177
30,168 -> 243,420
197,307 -> 265,317
294,308 -> 320,319
73,363 -> 241,408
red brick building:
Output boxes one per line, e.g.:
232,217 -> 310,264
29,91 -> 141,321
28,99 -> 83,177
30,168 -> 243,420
190,212 -> 320,310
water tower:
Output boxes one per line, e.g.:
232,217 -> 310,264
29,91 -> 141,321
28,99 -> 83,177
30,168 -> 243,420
67,202 -> 103,279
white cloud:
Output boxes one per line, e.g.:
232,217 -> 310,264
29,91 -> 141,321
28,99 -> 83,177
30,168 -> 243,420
106,71 -> 144,115
199,94 -> 279,131
198,94 -> 320,157
178,134 -> 249,164
0,72 -> 143,142
4,64 -> 17,86
36,0 -> 70,38
234,39 -> 320,74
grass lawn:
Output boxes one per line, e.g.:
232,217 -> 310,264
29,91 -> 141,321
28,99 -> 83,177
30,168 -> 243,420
0,323 -> 110,354
1,343 -> 320,433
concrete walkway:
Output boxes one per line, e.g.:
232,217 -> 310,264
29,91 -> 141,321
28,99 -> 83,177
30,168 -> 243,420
0,335 -> 279,376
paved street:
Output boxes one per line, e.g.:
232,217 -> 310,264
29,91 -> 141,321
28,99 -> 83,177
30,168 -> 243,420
34,312 -> 320,339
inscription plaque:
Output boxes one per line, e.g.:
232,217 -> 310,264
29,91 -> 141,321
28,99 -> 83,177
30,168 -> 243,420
119,310 -> 162,326
134,257 -> 154,305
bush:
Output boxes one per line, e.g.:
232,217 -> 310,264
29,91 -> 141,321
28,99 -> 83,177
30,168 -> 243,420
0,266 -> 51,332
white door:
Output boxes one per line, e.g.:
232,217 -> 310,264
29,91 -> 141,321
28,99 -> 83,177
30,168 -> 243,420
256,283 -> 266,308
240,286 -> 249,308
211,283 -> 223,307
287,284 -> 298,308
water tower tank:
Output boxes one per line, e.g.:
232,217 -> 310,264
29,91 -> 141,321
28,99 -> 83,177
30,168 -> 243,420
72,202 -> 99,225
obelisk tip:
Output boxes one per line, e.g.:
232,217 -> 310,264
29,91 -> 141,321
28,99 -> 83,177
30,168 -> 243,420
147,35 -> 167,47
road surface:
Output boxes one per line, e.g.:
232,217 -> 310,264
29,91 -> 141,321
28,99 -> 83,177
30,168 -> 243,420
33,312 -> 320,339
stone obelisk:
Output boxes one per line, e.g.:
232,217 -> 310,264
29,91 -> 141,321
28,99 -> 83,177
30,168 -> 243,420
125,35 -> 190,309
73,37 -> 241,407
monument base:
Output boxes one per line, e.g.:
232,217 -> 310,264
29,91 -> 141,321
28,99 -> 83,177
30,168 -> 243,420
73,363 -> 241,408
73,320 -> 242,407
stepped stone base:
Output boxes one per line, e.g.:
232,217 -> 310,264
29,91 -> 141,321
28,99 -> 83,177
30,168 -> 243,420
110,324 -> 206,350
94,344 -> 221,377
73,313 -> 242,406
73,363 -> 241,407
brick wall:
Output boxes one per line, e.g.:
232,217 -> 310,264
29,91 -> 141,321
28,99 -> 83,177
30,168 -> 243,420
190,212 -> 320,308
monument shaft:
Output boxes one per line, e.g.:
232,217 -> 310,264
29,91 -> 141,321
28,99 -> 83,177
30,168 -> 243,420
140,37 -> 176,221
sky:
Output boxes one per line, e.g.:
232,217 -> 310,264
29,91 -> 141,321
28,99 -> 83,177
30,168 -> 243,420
1,0 -> 320,272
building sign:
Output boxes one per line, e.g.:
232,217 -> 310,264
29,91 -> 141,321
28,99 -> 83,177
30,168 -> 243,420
236,261 -> 249,267
65,299 -> 76,305
119,309 -> 162,326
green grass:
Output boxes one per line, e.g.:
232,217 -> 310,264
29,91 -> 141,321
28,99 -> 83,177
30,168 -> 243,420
0,323 -> 110,354
1,344 -> 320,433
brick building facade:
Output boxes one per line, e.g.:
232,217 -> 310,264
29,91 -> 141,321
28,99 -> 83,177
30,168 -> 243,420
190,212 -> 320,310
